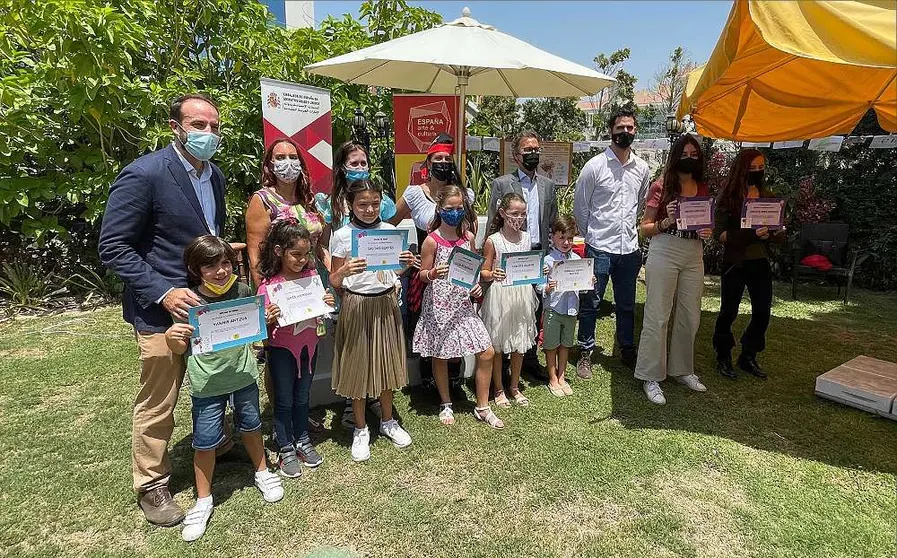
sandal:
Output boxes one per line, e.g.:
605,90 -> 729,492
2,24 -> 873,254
548,384 -> 565,397
560,381 -> 573,396
494,391 -> 511,408
474,406 -> 505,429
438,403 -> 455,426
511,391 -> 530,406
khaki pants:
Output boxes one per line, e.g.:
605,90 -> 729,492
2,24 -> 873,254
634,234 -> 704,382
132,331 -> 186,493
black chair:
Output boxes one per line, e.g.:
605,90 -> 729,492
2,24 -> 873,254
791,223 -> 858,304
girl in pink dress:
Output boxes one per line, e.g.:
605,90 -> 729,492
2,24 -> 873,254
413,185 -> 503,429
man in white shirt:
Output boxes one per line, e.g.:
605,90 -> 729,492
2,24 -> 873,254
572,107 -> 650,378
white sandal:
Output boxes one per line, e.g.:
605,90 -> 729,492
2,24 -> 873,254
438,403 -> 455,426
474,406 -> 505,429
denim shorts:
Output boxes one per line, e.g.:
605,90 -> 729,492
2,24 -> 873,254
191,382 -> 262,450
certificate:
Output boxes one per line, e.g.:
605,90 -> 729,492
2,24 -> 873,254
500,250 -> 545,286
447,246 -> 485,290
675,196 -> 714,231
351,229 -> 409,271
266,275 -> 332,327
188,295 -> 267,355
550,258 -> 593,292
741,198 -> 785,230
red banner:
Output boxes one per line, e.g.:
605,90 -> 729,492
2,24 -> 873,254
393,94 -> 460,192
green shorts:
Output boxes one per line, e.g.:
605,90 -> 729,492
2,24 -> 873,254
542,308 -> 577,350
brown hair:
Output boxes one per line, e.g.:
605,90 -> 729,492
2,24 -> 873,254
659,134 -> 705,209
430,184 -> 475,237
261,138 -> 315,209
717,148 -> 765,211
169,93 -> 218,122
487,192 -> 526,236
330,141 -> 369,230
183,235 -> 239,288
550,215 -> 579,237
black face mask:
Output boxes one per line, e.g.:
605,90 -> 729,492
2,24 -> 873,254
520,153 -> 540,172
675,157 -> 701,174
611,131 -> 635,149
350,214 -> 381,229
747,170 -> 764,186
430,161 -> 454,183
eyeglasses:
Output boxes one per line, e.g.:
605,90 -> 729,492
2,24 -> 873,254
519,148 -> 542,155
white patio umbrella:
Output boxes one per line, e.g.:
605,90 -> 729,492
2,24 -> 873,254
305,7 -> 615,148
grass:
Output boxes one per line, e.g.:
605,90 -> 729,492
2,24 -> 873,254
1,279 -> 896,558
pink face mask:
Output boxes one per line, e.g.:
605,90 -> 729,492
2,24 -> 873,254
505,215 -> 526,231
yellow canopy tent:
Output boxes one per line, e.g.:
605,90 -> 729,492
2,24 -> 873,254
677,0 -> 897,141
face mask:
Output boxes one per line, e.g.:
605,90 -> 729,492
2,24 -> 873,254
675,157 -> 700,174
747,170 -> 765,186
345,168 -> 370,182
273,159 -> 302,182
520,153 -> 540,172
202,273 -> 236,296
611,131 -> 635,149
430,161 -> 454,183
176,123 -> 220,161
505,215 -> 526,231
440,208 -> 465,227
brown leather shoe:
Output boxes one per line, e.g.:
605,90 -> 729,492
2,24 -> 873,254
576,351 -> 593,380
138,486 -> 185,527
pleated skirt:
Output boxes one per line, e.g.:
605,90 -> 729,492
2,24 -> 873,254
331,289 -> 408,399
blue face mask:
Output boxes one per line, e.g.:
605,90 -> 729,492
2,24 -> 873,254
344,168 -> 370,182
440,208 -> 465,227
176,123 -> 221,162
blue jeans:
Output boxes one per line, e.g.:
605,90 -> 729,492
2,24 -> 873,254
576,247 -> 642,353
268,345 -> 313,450
191,382 -> 261,450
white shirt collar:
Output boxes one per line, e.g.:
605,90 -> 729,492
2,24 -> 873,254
604,146 -> 639,168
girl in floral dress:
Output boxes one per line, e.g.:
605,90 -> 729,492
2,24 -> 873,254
413,185 -> 504,429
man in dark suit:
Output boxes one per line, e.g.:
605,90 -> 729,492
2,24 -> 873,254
99,94 -> 226,526
486,131 -> 559,380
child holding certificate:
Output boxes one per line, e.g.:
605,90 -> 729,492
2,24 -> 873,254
257,218 -> 336,477
164,236 -> 283,542
540,216 -> 593,397
329,180 -> 415,462
480,193 -> 538,408
413,185 -> 503,429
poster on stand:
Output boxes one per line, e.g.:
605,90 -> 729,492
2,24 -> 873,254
393,94 -> 461,198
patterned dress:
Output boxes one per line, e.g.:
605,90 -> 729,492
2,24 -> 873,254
413,231 -> 492,359
254,188 -> 323,247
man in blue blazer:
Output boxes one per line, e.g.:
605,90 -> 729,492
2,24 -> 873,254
99,94 -> 226,526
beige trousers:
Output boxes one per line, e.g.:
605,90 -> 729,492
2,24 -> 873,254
132,331 -> 186,493
634,234 -> 705,382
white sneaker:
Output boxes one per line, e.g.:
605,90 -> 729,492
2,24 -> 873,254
352,426 -> 371,462
643,381 -> 666,405
379,419 -> 412,448
676,374 -> 707,392
182,502 -> 213,542
254,470 -> 284,503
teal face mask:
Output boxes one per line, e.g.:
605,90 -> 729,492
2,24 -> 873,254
344,168 -> 370,182
176,123 -> 221,161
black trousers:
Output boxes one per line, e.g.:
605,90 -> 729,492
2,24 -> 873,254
713,258 -> 773,360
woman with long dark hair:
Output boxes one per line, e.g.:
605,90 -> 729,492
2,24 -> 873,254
246,138 -> 326,288
712,149 -> 786,380
634,134 -> 712,405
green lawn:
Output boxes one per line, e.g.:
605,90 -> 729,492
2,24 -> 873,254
1,279 -> 896,558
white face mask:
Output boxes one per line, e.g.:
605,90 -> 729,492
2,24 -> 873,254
273,159 -> 302,182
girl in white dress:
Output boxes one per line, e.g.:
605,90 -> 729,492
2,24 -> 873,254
480,193 -> 539,407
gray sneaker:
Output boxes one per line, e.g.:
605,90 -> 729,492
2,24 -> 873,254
278,448 -> 302,479
576,351 -> 593,380
295,437 -> 324,468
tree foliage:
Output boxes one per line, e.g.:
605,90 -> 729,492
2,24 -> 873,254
0,0 -> 441,249
589,48 -> 637,138
651,46 -> 697,116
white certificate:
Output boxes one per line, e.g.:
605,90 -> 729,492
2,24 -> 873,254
741,198 -> 785,229
447,247 -> 485,290
188,295 -> 267,355
266,275 -> 332,327
501,250 -> 545,286
550,258 -> 593,292
351,229 -> 408,271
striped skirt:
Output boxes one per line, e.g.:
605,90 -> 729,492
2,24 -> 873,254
331,289 -> 408,399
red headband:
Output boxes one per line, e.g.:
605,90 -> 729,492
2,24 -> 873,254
427,142 -> 454,156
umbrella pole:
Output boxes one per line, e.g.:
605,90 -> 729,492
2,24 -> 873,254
457,71 -> 469,187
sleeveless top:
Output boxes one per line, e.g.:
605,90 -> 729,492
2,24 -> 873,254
254,188 -> 323,246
